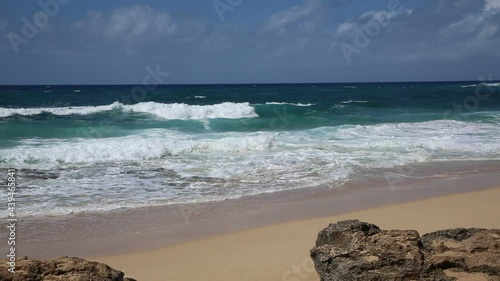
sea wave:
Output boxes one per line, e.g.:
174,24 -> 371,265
339,100 -> 369,104
0,101 -> 258,120
461,82 -> 500,88
264,102 -> 315,107
2,119 -> 500,218
0,130 -> 277,165
2,120 -> 499,167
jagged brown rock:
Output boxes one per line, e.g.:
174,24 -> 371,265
421,228 -> 500,280
310,220 -> 500,281
0,256 -> 136,281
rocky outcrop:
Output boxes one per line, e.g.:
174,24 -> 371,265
0,256 -> 136,281
310,220 -> 500,281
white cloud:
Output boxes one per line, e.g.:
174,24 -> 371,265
484,0 -> 500,15
73,5 -> 177,42
336,22 -> 354,35
477,23 -> 499,39
106,5 -> 176,37
446,0 -> 500,37
360,9 -> 413,23
448,14 -> 482,30
263,0 -> 321,32
335,9 -> 412,36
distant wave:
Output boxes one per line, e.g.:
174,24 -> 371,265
0,101 -> 258,120
264,102 -> 315,107
0,102 -> 120,118
340,100 -> 369,104
331,100 -> 369,109
461,83 -> 500,88
485,82 -> 500,87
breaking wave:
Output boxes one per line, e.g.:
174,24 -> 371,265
0,102 -> 258,120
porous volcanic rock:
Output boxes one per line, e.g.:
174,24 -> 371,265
0,256 -> 136,281
310,220 -> 500,281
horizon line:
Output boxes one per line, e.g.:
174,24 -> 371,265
0,79 -> 498,87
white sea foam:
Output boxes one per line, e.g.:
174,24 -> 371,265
3,120 -> 499,170
0,101 -> 258,120
332,121 -> 500,159
0,102 -> 122,117
2,119 -> 500,218
0,130 -> 277,165
123,102 -> 257,119
264,102 -> 315,107
484,82 -> 500,87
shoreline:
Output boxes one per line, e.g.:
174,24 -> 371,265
5,165 -> 500,259
93,186 -> 500,281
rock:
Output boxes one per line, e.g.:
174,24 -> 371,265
422,228 -> 500,280
0,256 -> 137,281
311,220 -> 424,281
310,220 -> 500,281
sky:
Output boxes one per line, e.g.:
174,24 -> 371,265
0,0 -> 500,84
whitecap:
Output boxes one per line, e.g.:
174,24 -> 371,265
0,101 -> 258,120
339,100 -> 369,104
264,102 -> 315,107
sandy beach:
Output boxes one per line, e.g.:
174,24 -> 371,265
91,186 -> 500,281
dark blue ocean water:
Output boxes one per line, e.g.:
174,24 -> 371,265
1,82 -> 499,217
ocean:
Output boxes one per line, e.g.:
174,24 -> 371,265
1,82 -> 499,218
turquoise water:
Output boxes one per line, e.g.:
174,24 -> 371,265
1,82 -> 499,217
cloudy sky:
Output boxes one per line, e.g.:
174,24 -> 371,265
0,0 -> 499,84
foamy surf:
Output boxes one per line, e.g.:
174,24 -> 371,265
2,119 -> 500,218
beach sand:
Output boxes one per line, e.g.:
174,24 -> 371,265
92,187 -> 500,281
